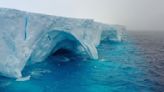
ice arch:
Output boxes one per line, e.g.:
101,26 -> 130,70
29,30 -> 98,63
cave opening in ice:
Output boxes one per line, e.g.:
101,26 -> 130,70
29,30 -> 88,63
52,48 -> 74,56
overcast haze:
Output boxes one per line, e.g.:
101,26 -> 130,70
0,0 -> 164,31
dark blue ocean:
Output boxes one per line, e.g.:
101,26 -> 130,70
0,31 -> 164,92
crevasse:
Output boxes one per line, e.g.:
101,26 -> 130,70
0,8 -> 125,78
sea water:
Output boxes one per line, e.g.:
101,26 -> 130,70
0,31 -> 163,92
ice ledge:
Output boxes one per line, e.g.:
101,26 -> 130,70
0,8 -> 125,78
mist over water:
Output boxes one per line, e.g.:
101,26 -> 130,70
129,31 -> 164,92
0,31 -> 163,92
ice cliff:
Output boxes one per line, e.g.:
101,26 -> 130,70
0,8 -> 125,78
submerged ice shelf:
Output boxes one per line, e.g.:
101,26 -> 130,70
0,8 -> 125,78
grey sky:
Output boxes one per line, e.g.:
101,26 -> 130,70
0,0 -> 164,31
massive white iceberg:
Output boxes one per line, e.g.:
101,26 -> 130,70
0,8 -> 125,78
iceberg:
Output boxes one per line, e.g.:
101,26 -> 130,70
0,8 -> 125,78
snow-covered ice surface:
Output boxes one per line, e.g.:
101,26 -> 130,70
0,8 -> 125,78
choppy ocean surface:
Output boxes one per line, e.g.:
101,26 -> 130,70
0,31 -> 164,92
